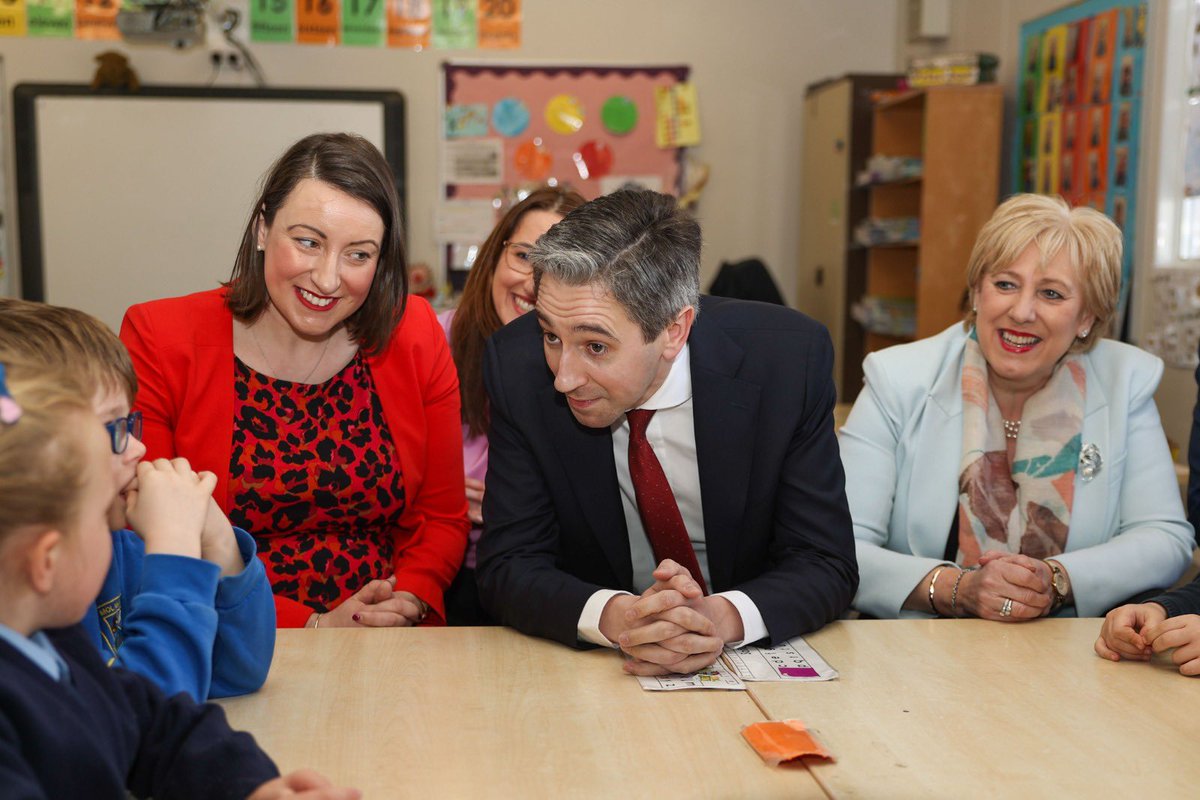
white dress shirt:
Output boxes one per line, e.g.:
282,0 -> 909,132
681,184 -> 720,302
576,344 -> 768,647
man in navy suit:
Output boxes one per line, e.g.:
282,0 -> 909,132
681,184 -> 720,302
476,189 -> 857,676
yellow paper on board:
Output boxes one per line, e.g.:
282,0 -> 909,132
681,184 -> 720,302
0,0 -> 29,36
655,83 -> 701,149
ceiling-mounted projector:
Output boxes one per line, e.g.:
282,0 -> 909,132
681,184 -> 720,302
117,1 -> 206,48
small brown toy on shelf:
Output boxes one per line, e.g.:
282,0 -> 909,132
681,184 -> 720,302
92,51 -> 140,92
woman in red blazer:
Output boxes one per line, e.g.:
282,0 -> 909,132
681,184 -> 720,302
120,133 -> 468,628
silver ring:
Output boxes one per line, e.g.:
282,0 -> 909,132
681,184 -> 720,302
1001,597 -> 1013,617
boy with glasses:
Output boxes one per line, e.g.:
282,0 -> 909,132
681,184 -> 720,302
0,298 -> 274,700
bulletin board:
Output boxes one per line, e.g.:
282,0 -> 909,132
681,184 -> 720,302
13,84 -> 404,331
1013,1 -> 1147,331
440,62 -> 692,283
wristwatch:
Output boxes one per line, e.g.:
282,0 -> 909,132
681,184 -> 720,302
1044,560 -> 1069,612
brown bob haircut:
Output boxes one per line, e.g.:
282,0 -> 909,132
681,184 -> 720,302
449,185 -> 585,437
224,132 -> 408,356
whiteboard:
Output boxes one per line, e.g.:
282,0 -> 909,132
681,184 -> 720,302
13,85 -> 405,331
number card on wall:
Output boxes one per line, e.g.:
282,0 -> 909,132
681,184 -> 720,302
342,0 -> 384,46
251,0 -> 294,42
296,0 -> 339,44
0,0 -> 516,46
74,0 -> 119,39
477,0 -> 518,49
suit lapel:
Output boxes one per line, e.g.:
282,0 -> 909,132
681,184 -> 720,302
544,383 -> 633,586
690,315 -> 759,591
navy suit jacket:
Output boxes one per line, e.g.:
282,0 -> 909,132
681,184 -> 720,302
476,296 -> 858,647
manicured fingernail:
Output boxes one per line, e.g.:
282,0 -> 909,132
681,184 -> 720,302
352,613 -> 361,622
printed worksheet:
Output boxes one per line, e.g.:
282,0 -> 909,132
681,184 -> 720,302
722,636 -> 838,682
636,662 -> 746,691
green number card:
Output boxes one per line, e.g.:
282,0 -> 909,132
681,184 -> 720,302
27,0 -> 72,37
342,0 -> 383,46
251,0 -> 293,43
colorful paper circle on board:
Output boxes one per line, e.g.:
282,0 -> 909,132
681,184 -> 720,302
601,95 -> 638,135
545,94 -> 584,135
492,97 -> 530,137
574,140 -> 614,180
514,138 -> 553,181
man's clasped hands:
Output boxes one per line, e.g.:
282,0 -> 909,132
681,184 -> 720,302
598,560 -> 745,676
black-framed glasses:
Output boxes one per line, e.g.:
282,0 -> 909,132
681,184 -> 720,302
104,411 -> 143,455
502,240 -> 535,275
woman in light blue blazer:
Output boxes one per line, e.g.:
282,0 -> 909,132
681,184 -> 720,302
841,194 -> 1193,621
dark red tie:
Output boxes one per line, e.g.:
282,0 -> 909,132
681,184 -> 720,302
626,409 -> 708,595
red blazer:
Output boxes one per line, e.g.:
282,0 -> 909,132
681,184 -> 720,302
120,288 -> 469,627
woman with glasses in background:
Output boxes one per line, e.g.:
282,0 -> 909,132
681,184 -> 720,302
439,186 -> 585,624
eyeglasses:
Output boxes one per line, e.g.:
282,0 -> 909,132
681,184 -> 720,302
502,241 -> 535,275
104,411 -> 143,455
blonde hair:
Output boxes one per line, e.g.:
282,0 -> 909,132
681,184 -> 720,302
963,193 -> 1121,353
0,359 -> 95,545
0,298 -> 136,403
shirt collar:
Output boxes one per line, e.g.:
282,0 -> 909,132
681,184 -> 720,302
633,343 -> 692,412
0,622 -> 70,682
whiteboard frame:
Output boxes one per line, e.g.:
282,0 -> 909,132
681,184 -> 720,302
13,84 -> 406,307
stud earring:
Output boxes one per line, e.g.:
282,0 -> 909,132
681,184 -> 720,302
1078,328 -> 1090,339
256,246 -> 264,252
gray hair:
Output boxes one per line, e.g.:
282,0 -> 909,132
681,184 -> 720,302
530,189 -> 701,342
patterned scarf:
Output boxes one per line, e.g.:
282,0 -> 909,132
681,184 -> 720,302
956,330 -> 1086,565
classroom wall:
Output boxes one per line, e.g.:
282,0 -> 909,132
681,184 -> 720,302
0,0 -> 899,316
897,0 -> 1196,458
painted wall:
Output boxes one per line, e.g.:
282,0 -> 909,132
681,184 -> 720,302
0,0 -> 899,314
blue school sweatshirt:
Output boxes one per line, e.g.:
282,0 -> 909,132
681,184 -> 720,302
80,526 -> 276,700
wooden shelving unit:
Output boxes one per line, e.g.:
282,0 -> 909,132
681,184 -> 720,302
797,74 -> 902,400
854,85 -> 1004,384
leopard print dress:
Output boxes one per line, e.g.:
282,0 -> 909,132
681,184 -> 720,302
228,354 -> 406,614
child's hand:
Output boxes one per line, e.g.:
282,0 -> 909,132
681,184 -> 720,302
247,769 -> 360,799
201,497 -> 245,577
1143,614 -> 1200,676
1095,602 -> 1165,663
123,458 -> 215,559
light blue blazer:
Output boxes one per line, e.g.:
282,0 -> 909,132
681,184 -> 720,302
841,324 -> 1194,619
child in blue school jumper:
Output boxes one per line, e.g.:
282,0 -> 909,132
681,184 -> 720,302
0,362 -> 360,799
0,299 -> 274,700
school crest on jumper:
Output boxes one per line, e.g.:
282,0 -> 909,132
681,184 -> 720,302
96,594 -> 123,661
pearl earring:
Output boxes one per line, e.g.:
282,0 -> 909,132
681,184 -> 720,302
1078,329 -> 1090,339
